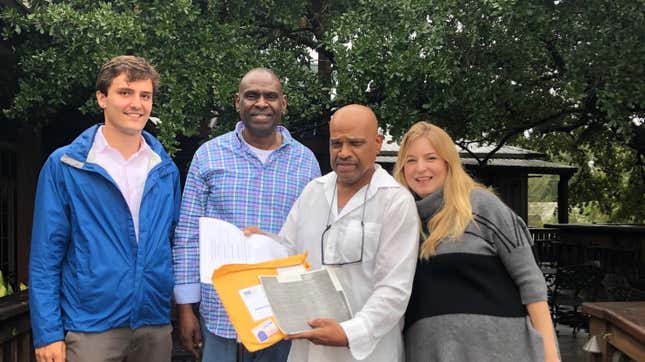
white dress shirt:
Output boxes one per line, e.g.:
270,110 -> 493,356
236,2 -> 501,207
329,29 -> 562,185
87,126 -> 155,241
280,165 -> 420,361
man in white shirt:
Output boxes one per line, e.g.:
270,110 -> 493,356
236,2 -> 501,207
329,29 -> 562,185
278,104 -> 419,361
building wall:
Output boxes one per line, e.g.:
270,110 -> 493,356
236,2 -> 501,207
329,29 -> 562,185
466,167 -> 529,222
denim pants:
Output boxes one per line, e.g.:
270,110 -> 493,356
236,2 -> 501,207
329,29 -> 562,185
200,321 -> 291,362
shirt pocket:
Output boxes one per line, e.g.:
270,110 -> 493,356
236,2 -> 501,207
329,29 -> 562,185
325,220 -> 381,264
362,222 -> 382,262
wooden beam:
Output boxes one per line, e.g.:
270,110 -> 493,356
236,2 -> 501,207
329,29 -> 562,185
557,175 -> 569,224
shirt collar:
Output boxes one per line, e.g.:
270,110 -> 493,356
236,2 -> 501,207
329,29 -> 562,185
92,125 -> 110,153
317,164 -> 398,187
318,164 -> 401,207
233,121 -> 294,149
91,125 -> 151,161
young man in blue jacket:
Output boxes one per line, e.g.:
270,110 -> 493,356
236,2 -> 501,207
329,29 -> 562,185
29,55 -> 181,362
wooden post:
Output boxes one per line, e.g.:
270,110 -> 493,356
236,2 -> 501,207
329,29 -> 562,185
557,175 -> 569,224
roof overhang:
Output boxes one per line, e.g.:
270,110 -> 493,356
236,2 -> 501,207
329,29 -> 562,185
376,155 -> 577,176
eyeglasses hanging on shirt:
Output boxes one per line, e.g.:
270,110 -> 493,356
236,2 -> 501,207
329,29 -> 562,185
321,181 -> 371,265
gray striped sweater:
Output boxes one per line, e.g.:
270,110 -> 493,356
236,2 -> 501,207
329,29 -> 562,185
404,188 -> 552,362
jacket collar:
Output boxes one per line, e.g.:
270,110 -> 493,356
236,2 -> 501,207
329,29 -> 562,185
62,124 -> 170,168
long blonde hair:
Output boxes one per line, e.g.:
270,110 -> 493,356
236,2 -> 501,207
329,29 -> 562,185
393,122 -> 483,259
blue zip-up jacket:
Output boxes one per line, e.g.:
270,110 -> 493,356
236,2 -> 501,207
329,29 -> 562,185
29,125 -> 181,348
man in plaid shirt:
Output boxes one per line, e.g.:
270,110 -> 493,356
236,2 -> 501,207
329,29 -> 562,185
172,68 -> 320,362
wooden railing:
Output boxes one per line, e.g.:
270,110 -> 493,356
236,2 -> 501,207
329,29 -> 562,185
0,290 -> 33,362
530,225 -> 645,335
0,292 -> 193,362
543,224 -> 645,282
530,227 -> 560,267
530,227 -> 560,243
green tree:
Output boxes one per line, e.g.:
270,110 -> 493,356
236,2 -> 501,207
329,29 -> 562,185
330,0 -> 643,222
2,0 -> 643,221
2,0 -> 339,152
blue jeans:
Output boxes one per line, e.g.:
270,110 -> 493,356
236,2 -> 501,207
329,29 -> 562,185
200,322 -> 291,362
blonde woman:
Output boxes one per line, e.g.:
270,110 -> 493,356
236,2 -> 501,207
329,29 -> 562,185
394,122 -> 559,362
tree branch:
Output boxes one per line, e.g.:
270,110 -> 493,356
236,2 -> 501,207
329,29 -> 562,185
478,107 -> 581,164
542,38 -> 567,76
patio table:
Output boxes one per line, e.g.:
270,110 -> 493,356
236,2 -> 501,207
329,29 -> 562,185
583,301 -> 645,362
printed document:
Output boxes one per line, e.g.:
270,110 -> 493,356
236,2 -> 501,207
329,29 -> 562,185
199,217 -> 288,283
259,268 -> 353,334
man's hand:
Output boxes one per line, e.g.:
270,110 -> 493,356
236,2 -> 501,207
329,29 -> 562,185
285,318 -> 348,347
35,340 -> 65,362
177,304 -> 203,359
241,226 -> 264,237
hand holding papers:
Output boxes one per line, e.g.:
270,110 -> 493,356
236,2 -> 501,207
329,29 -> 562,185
199,217 -> 288,283
213,260 -> 353,351
205,220 -> 353,351
211,254 -> 309,352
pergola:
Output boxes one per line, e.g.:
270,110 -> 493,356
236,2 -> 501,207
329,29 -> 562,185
376,138 -> 577,224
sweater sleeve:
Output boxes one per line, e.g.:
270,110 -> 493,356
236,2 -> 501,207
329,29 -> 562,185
471,190 -> 547,305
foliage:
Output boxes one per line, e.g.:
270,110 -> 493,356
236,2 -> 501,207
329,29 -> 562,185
1,0 -> 332,153
329,0 -> 644,222
527,201 -> 557,227
521,131 -> 644,223
0,270 -> 13,297
528,175 -> 557,203
0,270 -> 25,298
569,201 -> 611,224
1,0 -> 643,220
331,0 -> 643,153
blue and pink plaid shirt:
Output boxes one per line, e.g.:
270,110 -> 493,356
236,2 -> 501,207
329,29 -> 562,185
172,121 -> 320,338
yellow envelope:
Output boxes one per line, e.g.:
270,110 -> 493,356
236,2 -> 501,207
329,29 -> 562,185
211,253 -> 309,352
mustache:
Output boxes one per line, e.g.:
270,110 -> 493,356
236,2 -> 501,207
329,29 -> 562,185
334,157 -> 357,165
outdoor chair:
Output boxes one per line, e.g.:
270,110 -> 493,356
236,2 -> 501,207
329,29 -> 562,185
551,263 -> 604,336
533,238 -> 561,269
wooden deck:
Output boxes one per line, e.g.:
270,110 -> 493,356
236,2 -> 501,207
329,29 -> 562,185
0,294 -> 599,362
558,326 -> 589,362
3,224 -> 643,361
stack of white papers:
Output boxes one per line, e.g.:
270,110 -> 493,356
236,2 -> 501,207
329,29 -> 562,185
199,217 -> 288,283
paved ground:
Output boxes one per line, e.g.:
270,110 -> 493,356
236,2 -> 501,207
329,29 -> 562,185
557,325 -> 589,362
172,325 -> 591,361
